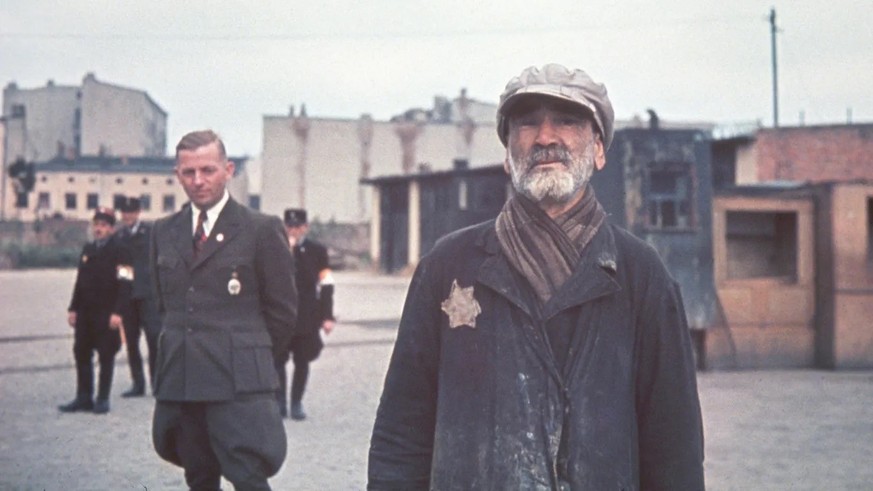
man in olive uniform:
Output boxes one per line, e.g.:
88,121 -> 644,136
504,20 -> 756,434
151,130 -> 297,490
275,208 -> 335,420
116,196 -> 160,397
59,207 -> 133,414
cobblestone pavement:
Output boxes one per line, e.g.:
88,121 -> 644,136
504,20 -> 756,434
1,269 -> 871,490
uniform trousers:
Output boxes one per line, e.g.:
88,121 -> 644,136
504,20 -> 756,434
153,395 -> 287,491
73,308 -> 121,400
122,296 -> 161,389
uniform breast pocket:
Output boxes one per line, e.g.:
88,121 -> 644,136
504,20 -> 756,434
212,258 -> 256,298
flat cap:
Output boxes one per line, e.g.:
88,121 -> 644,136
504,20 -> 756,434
496,63 -> 615,150
93,206 -> 116,226
284,208 -> 308,227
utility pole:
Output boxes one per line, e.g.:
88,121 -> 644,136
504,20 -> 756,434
769,7 -> 779,127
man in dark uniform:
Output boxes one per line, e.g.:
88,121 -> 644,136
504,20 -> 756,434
59,206 -> 133,415
150,130 -> 297,490
275,208 -> 335,421
116,196 -> 160,397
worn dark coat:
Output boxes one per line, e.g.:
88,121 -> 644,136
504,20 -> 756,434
150,199 -> 298,401
368,220 -> 705,490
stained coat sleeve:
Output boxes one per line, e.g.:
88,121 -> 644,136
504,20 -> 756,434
368,259 -> 441,490
256,216 -> 297,359
634,257 -> 705,490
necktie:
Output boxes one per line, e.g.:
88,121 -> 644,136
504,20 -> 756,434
193,209 -> 207,256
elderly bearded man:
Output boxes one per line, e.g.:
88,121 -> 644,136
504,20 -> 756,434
368,64 -> 705,490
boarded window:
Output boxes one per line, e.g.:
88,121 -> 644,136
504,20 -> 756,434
726,211 -> 797,281
646,161 -> 693,229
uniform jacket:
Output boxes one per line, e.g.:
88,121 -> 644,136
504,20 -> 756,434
116,221 -> 153,300
293,238 -> 334,335
368,220 -> 705,490
150,199 -> 298,401
68,234 -> 132,316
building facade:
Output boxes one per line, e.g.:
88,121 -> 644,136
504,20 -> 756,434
9,155 -> 248,223
2,73 -> 168,220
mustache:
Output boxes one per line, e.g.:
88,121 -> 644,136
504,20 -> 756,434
527,144 -> 571,165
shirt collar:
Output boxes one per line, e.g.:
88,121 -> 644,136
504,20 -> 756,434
191,190 -> 230,237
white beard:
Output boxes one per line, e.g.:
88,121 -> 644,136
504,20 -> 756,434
508,141 -> 597,204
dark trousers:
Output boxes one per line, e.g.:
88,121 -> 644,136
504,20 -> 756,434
153,397 -> 286,491
275,357 -> 310,413
73,309 -> 121,400
122,297 -> 160,389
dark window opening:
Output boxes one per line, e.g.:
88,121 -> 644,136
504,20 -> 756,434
37,192 -> 50,210
141,194 -> 152,211
65,193 -> 77,210
87,193 -> 99,210
726,211 -> 797,281
113,194 -> 125,210
646,161 -> 693,229
163,194 -> 176,212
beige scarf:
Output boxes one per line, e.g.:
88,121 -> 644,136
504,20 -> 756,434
495,185 -> 606,304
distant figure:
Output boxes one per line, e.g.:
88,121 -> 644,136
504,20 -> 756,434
275,208 -> 336,420
368,64 -> 705,489
115,196 -> 160,397
150,130 -> 297,490
59,207 -> 132,415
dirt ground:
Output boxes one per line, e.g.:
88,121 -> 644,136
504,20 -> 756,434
1,269 -> 870,490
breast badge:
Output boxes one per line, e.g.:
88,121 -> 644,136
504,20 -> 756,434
228,271 -> 241,295
440,279 -> 481,329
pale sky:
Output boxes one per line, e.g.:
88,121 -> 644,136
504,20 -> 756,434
2,0 -> 871,156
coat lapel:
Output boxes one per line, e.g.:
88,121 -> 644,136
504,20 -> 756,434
169,207 -> 195,268
191,199 -> 243,270
475,228 -> 562,384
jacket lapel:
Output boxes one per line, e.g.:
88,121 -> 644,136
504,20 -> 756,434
191,199 -> 242,270
169,207 -> 195,268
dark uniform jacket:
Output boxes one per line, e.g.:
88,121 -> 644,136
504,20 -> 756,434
150,199 -> 297,401
287,238 -> 334,361
368,220 -> 705,490
117,221 -> 153,300
69,235 -> 132,316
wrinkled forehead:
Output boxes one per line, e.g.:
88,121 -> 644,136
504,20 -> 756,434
505,94 -> 596,122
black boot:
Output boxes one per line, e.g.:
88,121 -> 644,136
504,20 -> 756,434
290,401 -> 306,421
121,384 -> 145,398
93,398 -> 110,414
58,395 -> 94,413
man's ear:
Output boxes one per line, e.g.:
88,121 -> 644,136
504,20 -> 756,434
503,148 -> 511,174
594,136 -> 606,171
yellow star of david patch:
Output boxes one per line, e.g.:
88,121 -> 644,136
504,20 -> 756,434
440,279 -> 481,329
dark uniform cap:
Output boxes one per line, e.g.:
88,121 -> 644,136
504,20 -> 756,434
93,206 -> 116,226
496,63 -> 615,151
118,196 -> 141,212
284,208 -> 308,226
